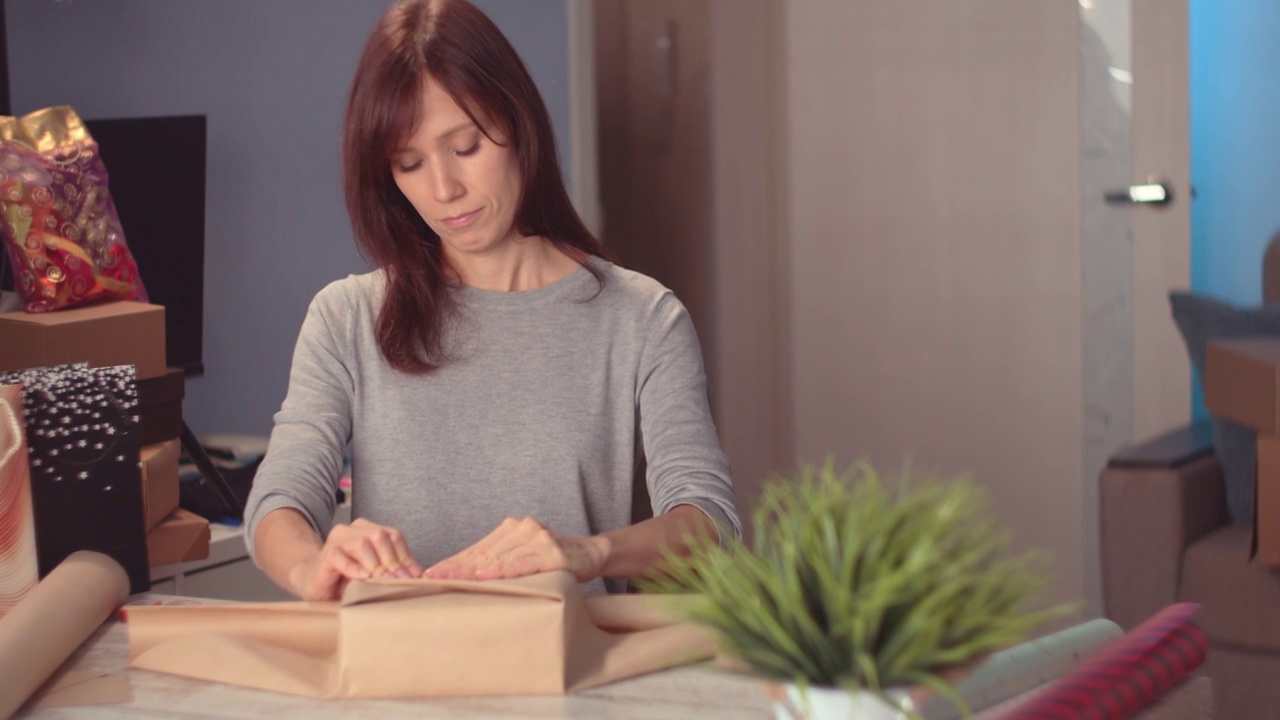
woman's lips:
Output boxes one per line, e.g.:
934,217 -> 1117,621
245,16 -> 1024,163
441,208 -> 481,230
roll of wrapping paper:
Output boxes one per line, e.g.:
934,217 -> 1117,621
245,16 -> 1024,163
0,551 -> 129,719
999,603 -> 1208,720
0,385 -> 38,618
916,618 -> 1124,719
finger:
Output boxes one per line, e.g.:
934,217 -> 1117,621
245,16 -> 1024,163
399,557 -> 424,578
369,528 -> 412,578
484,517 -> 546,556
386,530 -> 423,577
477,551 -> 552,580
476,541 -> 560,578
344,537 -> 383,576
308,568 -> 352,601
423,546 -> 463,579
453,521 -> 554,580
459,517 -> 535,560
324,546 -> 370,581
424,519 -> 526,578
427,550 -> 488,580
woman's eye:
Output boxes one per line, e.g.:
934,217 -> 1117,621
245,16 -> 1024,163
455,141 -> 480,157
395,159 -> 422,173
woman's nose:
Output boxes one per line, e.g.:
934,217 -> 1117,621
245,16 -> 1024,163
431,164 -> 465,203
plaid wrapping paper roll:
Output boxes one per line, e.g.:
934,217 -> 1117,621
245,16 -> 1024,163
1000,603 -> 1207,720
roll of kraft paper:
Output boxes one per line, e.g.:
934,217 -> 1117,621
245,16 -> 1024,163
0,551 -> 129,719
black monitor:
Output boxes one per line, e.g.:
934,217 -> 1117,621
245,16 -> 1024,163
83,115 -> 208,377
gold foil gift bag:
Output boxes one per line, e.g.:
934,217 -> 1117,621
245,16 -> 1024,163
0,106 -> 147,312
127,570 -> 715,698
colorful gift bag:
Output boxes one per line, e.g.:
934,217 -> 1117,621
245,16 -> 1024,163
0,105 -> 147,313
0,364 -> 148,593
0,384 -> 38,618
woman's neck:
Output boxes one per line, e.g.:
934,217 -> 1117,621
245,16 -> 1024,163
447,236 -> 581,292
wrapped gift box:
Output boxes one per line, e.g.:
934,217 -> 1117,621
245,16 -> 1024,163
0,301 -> 165,380
139,439 -> 180,531
0,363 -> 149,592
136,368 -> 183,446
145,508 -> 209,567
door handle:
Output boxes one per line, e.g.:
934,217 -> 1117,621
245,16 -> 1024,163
1104,181 -> 1173,205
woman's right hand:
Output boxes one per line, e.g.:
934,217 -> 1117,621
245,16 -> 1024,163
288,518 -> 423,601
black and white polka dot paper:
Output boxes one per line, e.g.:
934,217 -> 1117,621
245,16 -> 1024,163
0,363 -> 149,593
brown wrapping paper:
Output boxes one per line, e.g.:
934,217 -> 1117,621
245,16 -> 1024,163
0,551 -> 132,718
127,570 -> 714,698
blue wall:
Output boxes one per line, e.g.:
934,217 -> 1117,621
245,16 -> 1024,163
1189,0 -> 1280,418
4,0 -> 573,437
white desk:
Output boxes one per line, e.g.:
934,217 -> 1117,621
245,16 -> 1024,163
13,597 -> 1212,720
18,593 -> 778,719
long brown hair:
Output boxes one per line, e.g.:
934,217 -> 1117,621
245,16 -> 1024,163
343,0 -> 610,373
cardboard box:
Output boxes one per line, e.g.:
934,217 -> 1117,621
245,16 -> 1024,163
146,508 -> 210,567
140,439 -> 180,531
1256,435 -> 1280,566
137,367 -> 185,445
0,301 -> 166,380
1205,338 -> 1280,436
1205,338 -> 1280,566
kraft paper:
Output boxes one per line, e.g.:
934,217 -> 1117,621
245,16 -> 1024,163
0,551 -> 132,718
127,570 -> 714,699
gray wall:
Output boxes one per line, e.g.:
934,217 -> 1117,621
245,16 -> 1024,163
5,0 -> 572,437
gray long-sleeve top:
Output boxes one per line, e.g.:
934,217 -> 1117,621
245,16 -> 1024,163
243,257 -> 740,594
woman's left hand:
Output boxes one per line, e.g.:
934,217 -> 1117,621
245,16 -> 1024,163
423,516 -> 610,583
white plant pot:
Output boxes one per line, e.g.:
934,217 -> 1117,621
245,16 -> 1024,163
771,683 -> 915,720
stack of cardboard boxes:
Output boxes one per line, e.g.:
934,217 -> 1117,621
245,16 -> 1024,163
0,300 -> 210,570
1205,337 -> 1280,565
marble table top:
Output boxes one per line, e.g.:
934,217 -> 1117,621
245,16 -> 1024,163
14,594 -> 1212,720
16,593 -> 778,720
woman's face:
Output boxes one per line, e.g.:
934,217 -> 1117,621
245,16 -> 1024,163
390,75 -> 524,262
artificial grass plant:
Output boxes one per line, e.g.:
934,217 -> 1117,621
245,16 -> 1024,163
641,459 -> 1071,717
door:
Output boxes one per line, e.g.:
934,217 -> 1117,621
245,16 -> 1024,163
593,0 -> 791,522
782,0 -> 1189,620
593,0 -> 714,377
1083,0 -> 1192,620
594,0 -> 720,523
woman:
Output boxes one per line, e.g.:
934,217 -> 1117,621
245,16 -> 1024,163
244,0 -> 739,601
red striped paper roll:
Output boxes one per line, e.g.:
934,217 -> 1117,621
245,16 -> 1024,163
0,384 -> 38,619
1000,603 -> 1208,720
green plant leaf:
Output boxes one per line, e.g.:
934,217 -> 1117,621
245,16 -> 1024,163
645,458 -> 1058,694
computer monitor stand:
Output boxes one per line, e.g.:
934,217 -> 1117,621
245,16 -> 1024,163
179,420 -> 244,522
